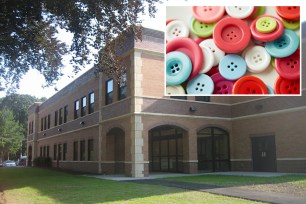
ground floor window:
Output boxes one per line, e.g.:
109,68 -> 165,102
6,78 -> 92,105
88,139 -> 94,161
58,144 -> 62,160
53,144 -> 57,160
73,141 -> 78,161
63,143 -> 67,160
80,140 -> 85,161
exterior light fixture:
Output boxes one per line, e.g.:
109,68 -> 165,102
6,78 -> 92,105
189,106 -> 197,112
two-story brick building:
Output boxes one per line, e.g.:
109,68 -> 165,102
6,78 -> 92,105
27,28 -> 306,177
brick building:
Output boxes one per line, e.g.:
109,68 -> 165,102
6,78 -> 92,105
27,28 -> 306,177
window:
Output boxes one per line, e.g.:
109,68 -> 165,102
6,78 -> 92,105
64,105 -> 68,123
54,111 -> 58,126
195,96 -> 210,102
43,146 -> 46,157
59,108 -> 63,125
40,147 -> 42,157
118,72 -> 127,100
73,141 -> 78,161
81,96 -> 86,117
44,116 -> 47,130
29,121 -> 34,134
170,96 -> 187,100
47,114 -> 51,129
53,144 -> 57,160
88,139 -> 94,161
41,118 -> 43,131
106,79 -> 113,105
58,144 -> 62,160
88,92 -> 94,114
74,100 -> 79,119
47,146 -> 50,157
63,143 -> 67,160
80,140 -> 86,161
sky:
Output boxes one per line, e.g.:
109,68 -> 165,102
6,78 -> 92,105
0,1 -> 304,99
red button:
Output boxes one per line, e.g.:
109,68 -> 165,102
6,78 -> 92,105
274,76 -> 300,94
213,17 -> 251,53
166,19 -> 175,25
276,6 -> 300,21
250,15 -> 284,42
192,6 -> 225,23
166,37 -> 204,80
275,49 -> 300,80
211,73 -> 235,94
233,76 -> 268,94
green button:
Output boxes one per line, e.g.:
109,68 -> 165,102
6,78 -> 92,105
282,19 -> 300,30
191,18 -> 215,38
253,6 -> 266,18
270,56 -> 275,68
256,17 -> 277,33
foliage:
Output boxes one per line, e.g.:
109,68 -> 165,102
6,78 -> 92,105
0,109 -> 24,161
0,0 -> 161,92
33,156 -> 52,167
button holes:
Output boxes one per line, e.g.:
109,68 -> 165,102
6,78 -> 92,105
202,84 -> 205,87
289,90 -> 292,94
223,85 -> 227,89
294,61 -> 298,64
217,87 -> 221,91
230,37 -> 233,40
231,69 -> 234,71
172,70 -> 175,73
174,28 -> 178,31
197,83 -> 200,86
176,34 -> 179,36
231,62 -> 234,65
290,58 -> 293,61
291,65 -> 294,69
175,64 -> 178,67
200,89 -> 203,92
205,25 -> 208,28
259,58 -> 262,61
231,31 -> 234,34
286,85 -> 290,89
227,65 -> 230,68
171,65 -> 174,69
204,9 -> 207,12
294,87 -> 297,91
247,88 -> 250,91
212,50 -> 215,53
209,8 -> 212,11
286,62 -> 290,66
200,22 -> 203,25
227,34 -> 230,36
290,83 -> 294,86
176,68 -> 180,71
288,7 -> 292,10
172,32 -> 175,35
234,35 -> 237,37
255,60 -> 258,63
200,26 -> 203,29
234,65 -> 237,68
253,56 -> 256,59
257,54 -> 260,57
178,31 -> 181,33
252,90 -> 256,94
195,88 -> 199,90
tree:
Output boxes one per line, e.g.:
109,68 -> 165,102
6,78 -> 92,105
0,109 -> 24,162
0,0 -> 160,92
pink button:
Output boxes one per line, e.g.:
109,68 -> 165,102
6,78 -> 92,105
192,6 -> 225,23
250,15 -> 284,42
211,73 -> 235,94
275,49 -> 300,80
213,17 -> 251,53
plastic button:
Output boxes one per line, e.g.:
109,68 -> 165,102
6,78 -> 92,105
166,37 -> 204,80
276,6 -> 300,21
211,73 -> 235,94
250,15 -> 284,42
266,85 -> 274,94
166,51 -> 192,85
256,17 -> 277,33
213,17 -> 251,53
225,6 -> 255,19
274,76 -> 300,94
192,6 -> 225,23
166,85 -> 186,95
253,6 -> 266,18
244,46 -> 271,73
166,20 -> 189,42
198,44 -> 214,74
199,39 -> 225,66
190,18 -> 215,38
233,76 -> 268,94
275,49 -> 300,80
186,74 -> 214,94
265,29 -> 299,58
282,19 -> 300,30
219,54 -> 247,80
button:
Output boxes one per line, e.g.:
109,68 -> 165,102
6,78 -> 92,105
282,19 -> 300,30
266,85 -> 274,94
275,49 -> 300,80
166,85 -> 186,95
225,6 -> 255,19
256,17 -> 277,33
271,56 -> 276,68
166,37 -> 204,80
199,39 -> 225,66
166,51 -> 192,85
186,74 -> 214,94
219,54 -> 247,80
213,17 -> 251,53
253,6 -> 266,18
166,20 -> 189,42
190,18 -> 215,38
250,15 -> 284,42
233,76 -> 268,94
206,65 -> 219,76
244,46 -> 271,73
211,73 -> 235,94
276,6 -> 300,21
265,29 -> 299,58
274,76 -> 300,94
166,19 -> 175,25
198,44 -> 214,74
192,6 -> 225,23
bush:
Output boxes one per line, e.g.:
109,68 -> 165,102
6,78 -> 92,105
33,157 -> 52,168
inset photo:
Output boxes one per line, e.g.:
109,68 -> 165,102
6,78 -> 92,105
165,6 -> 301,95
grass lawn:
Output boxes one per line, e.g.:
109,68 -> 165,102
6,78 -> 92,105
0,168 -> 264,204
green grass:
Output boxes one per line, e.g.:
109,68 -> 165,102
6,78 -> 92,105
163,174 -> 306,187
0,168 -> 264,204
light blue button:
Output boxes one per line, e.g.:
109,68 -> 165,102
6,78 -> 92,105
186,74 -> 214,94
166,51 -> 192,86
266,85 -> 274,94
265,29 -> 299,58
219,54 -> 247,80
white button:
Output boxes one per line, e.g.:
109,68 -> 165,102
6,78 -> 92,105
225,6 -> 254,19
244,46 -> 271,73
166,85 -> 186,95
166,20 -> 189,42
200,39 -> 225,66
198,44 -> 214,73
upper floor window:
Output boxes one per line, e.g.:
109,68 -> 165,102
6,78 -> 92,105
64,105 -> 68,123
118,72 -> 127,100
105,79 -> 113,105
170,96 -> 187,100
74,100 -> 79,119
59,108 -> 63,125
47,114 -> 51,129
41,118 -> 43,131
88,92 -> 94,114
54,111 -> 58,126
44,116 -> 47,130
195,96 -> 210,102
81,96 -> 86,117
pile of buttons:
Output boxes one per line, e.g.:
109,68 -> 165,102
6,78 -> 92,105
166,6 -> 300,95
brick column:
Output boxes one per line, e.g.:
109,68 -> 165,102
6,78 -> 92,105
183,129 -> 198,173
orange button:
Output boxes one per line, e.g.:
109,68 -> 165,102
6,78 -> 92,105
233,76 -> 268,94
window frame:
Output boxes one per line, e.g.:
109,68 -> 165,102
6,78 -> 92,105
59,108 -> 63,125
118,72 -> 127,100
105,79 -> 113,105
54,111 -> 58,126
64,105 -> 68,123
47,114 -> 51,129
74,100 -> 79,119
88,92 -> 94,114
81,96 -> 87,117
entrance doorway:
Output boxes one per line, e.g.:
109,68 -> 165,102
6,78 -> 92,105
251,136 -> 277,172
